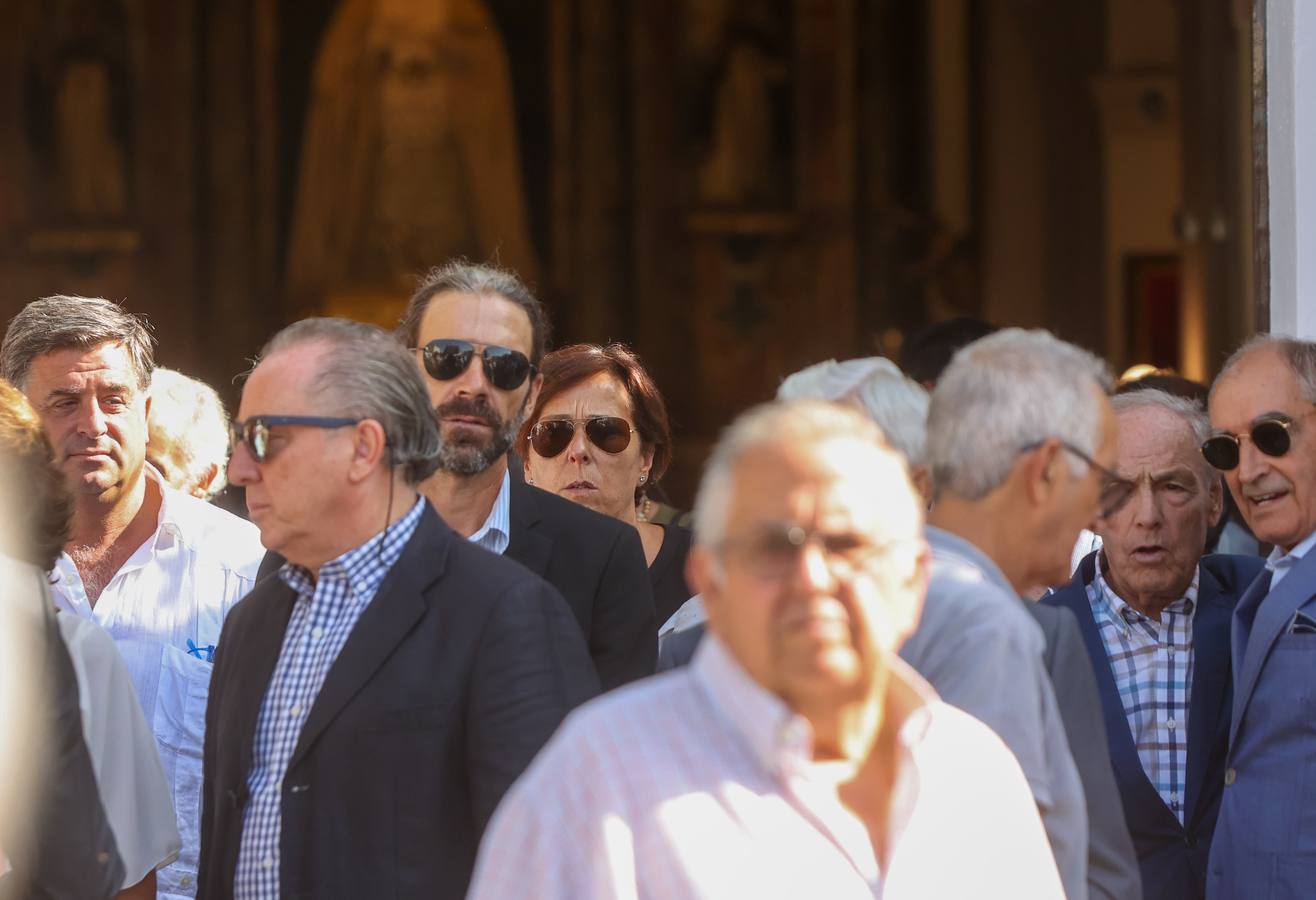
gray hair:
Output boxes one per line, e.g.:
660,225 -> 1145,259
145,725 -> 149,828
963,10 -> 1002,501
1110,388 -> 1214,484
1212,334 -> 1316,403
147,368 -> 232,499
692,400 -> 920,547
397,259 -> 550,366
926,328 -> 1113,500
777,357 -> 930,465
0,295 -> 155,391
260,318 -> 442,485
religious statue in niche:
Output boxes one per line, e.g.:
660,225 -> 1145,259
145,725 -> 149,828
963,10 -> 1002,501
286,0 -> 540,321
24,0 -> 134,225
686,0 -> 793,211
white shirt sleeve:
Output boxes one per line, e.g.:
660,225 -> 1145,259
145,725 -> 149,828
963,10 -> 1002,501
58,613 -> 183,888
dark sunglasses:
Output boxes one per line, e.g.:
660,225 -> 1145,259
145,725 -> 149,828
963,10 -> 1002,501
528,416 -> 635,459
416,339 -> 535,391
1201,416 -> 1300,471
1021,439 -> 1136,519
231,415 -> 360,463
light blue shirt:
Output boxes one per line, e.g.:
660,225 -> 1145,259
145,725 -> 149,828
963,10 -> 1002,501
469,470 -> 512,555
1264,528 -> 1316,590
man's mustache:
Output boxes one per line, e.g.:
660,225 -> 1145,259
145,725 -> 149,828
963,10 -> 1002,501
434,397 -> 502,428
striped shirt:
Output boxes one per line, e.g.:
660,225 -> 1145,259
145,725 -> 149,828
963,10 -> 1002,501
233,497 -> 425,899
1087,566 -> 1197,821
469,469 -> 512,555
468,634 -> 1063,899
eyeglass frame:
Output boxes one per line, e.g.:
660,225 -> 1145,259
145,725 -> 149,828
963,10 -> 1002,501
1199,407 -> 1316,471
715,522 -> 921,582
412,338 -> 537,391
527,415 -> 638,459
1018,439 -> 1136,519
230,415 -> 362,463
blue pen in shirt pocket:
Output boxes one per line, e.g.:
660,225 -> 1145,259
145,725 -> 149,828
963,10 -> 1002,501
186,638 -> 216,662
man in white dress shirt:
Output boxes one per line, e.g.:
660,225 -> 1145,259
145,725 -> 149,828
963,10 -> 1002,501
0,296 -> 264,899
469,400 -> 1063,899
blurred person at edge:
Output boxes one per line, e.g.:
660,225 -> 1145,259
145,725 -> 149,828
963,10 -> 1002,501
1044,389 -> 1262,899
657,357 -> 931,664
910,328 -> 1142,900
1203,336 -> 1316,898
0,379 -> 179,900
147,368 -> 231,502
197,320 -> 596,900
468,401 -> 1063,899
0,295 -> 265,900
518,343 -> 693,627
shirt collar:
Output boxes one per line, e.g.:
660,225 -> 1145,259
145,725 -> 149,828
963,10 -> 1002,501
925,525 -> 1016,596
690,631 -> 937,780
1094,561 -> 1199,626
280,496 -> 426,599
1266,528 -> 1316,574
469,469 -> 512,554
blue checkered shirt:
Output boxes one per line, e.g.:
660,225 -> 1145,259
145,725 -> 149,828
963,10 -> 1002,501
233,497 -> 425,899
1086,565 -> 1198,822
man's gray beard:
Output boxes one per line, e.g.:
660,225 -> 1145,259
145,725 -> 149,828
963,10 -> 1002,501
435,399 -> 529,477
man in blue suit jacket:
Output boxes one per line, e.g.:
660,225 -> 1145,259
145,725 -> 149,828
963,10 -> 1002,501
1205,336 -> 1316,898
1045,388 -> 1263,899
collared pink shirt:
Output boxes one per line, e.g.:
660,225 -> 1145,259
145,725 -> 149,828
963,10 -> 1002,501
469,634 -> 1064,899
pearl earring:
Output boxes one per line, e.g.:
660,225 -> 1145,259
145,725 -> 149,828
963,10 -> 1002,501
638,473 -> 647,484
527,475 -> 535,484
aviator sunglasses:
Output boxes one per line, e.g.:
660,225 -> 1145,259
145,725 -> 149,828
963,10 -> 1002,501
528,416 -> 636,459
1200,414 -> 1309,471
231,415 -> 360,463
417,339 -> 536,391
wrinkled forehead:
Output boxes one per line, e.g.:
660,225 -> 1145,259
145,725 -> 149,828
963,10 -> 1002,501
728,437 -> 921,538
1211,349 -> 1309,429
240,345 -> 327,417
418,291 -> 533,357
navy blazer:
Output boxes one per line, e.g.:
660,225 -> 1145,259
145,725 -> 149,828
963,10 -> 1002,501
197,504 -> 599,900
1044,551 -> 1261,900
1208,544 -> 1316,898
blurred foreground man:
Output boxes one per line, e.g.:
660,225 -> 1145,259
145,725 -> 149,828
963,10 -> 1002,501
911,328 -> 1140,899
1045,390 -> 1261,899
1204,337 -> 1316,898
197,320 -> 597,900
0,296 -> 263,899
469,401 -> 1062,899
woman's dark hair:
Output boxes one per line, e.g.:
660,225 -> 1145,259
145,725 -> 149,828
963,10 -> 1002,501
517,343 -> 673,501
0,379 -> 73,571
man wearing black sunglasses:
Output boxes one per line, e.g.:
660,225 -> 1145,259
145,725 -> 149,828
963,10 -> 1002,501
397,261 -> 656,690
1204,336 -> 1316,899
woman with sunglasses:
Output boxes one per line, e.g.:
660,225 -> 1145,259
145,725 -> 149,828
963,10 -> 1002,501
517,344 -> 693,626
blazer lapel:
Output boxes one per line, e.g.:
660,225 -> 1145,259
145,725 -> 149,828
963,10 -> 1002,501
1231,556 -> 1313,747
506,475 -> 553,577
288,507 -> 450,768
1058,562 -> 1153,806
232,583 -> 298,779
1184,566 -> 1231,826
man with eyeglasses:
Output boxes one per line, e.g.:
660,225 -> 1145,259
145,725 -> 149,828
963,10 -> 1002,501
468,400 -> 1064,899
909,327 -> 1141,900
1043,389 -> 1263,900
396,260 -> 655,689
1203,336 -> 1316,899
198,319 -> 596,900
0,295 -> 265,900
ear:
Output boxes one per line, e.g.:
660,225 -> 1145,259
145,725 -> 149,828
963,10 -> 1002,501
686,544 -> 722,601
640,442 -> 656,480
524,371 -> 543,417
1022,439 -> 1062,508
1207,473 -> 1225,527
194,463 -> 220,497
346,419 -> 389,483
909,464 -> 933,508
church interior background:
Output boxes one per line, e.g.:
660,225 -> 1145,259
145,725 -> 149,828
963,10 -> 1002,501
0,0 -> 1259,504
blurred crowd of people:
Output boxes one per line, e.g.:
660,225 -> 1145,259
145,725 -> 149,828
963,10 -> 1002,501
0,261 -> 1312,900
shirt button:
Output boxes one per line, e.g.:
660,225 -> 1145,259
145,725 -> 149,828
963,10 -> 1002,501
180,875 -> 192,888
1224,768 -> 1237,785
311,627 -> 323,640
262,854 -> 274,869
289,704 -> 301,717
1167,719 -> 1177,730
